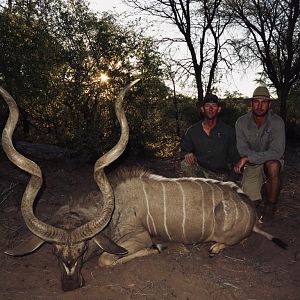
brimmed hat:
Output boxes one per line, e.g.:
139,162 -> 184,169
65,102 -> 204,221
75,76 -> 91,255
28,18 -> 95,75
243,86 -> 277,106
196,93 -> 226,109
251,86 -> 272,100
196,94 -> 219,108
203,93 -> 219,104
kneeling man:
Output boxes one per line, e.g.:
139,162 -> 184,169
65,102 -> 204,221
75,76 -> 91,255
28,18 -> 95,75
234,86 -> 285,222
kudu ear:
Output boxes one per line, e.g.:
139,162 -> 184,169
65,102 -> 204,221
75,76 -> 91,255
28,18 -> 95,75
92,233 -> 128,255
5,234 -> 45,256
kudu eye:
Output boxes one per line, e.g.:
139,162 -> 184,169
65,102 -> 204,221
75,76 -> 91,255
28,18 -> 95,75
83,244 -> 88,252
52,246 -> 59,256
66,260 -> 72,267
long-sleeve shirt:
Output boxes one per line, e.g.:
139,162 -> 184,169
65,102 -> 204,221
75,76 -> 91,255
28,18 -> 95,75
181,120 -> 240,172
235,111 -> 285,164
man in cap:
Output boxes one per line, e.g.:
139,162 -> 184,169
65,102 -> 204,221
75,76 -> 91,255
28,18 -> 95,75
234,86 -> 285,222
181,93 -> 240,181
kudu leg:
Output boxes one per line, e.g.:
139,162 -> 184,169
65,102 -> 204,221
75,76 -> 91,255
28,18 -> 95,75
209,242 -> 227,256
208,199 -> 255,255
105,248 -> 159,266
98,230 -> 156,267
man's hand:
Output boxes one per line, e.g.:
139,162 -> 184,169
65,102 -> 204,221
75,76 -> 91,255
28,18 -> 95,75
184,153 -> 197,165
234,156 -> 249,174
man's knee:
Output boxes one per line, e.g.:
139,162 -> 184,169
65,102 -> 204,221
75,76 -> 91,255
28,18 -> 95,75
264,160 -> 281,177
241,164 -> 264,201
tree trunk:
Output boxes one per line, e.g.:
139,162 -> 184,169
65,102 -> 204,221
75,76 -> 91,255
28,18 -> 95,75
277,87 -> 290,124
195,66 -> 204,102
170,75 -> 181,137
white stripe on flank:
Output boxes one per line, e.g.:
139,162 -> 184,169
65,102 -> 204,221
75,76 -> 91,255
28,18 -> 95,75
140,178 -> 157,235
209,182 -> 226,236
232,197 -> 238,230
216,181 -> 238,231
201,180 -> 216,240
211,184 -> 234,232
193,180 -> 206,239
175,181 -> 187,242
222,200 -> 230,230
239,199 -> 251,236
161,182 -> 172,241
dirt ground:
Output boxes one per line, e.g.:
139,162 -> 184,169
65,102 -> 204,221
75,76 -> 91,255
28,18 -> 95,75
0,141 -> 300,300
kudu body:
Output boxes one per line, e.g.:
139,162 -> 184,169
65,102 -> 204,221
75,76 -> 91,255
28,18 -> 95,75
96,168 -> 287,267
1,83 -> 287,291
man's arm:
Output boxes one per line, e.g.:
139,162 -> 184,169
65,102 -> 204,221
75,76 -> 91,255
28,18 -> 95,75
248,120 -> 285,164
180,129 -> 197,164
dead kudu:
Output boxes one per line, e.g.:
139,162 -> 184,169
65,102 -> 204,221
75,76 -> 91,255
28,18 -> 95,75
1,84 -> 287,291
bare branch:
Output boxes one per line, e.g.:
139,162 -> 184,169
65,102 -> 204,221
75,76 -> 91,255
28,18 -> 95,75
124,0 -> 232,100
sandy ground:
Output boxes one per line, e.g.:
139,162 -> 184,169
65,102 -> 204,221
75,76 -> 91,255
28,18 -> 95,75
0,142 -> 299,300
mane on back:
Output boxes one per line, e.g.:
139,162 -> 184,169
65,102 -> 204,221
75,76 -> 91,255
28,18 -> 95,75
69,165 -> 252,210
109,165 -> 151,187
68,166 -> 151,210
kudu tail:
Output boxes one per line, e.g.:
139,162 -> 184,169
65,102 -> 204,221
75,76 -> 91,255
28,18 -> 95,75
253,225 -> 288,250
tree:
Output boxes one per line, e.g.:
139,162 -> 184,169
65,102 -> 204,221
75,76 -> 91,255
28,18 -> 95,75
124,0 -> 233,102
227,0 -> 300,123
0,0 -> 170,156
286,80 -> 300,132
0,0 -> 63,105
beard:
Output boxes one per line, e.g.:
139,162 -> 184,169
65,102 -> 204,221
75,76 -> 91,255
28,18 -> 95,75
252,109 -> 269,117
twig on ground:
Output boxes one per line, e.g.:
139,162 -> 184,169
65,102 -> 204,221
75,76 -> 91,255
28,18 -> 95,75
223,255 -> 245,262
223,282 -> 239,289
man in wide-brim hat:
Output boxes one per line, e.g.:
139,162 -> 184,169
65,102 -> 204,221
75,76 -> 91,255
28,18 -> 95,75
234,86 -> 286,222
242,86 -> 279,108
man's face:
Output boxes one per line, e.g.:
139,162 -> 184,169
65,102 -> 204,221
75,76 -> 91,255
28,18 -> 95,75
200,102 -> 221,120
251,98 -> 271,117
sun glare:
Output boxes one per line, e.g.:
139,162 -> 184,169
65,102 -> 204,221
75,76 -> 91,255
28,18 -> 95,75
100,73 -> 109,82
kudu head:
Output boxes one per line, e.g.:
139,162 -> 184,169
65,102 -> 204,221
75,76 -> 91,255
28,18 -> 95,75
0,80 -> 139,291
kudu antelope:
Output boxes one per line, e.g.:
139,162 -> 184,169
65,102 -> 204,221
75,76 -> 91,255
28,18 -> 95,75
1,83 -> 287,291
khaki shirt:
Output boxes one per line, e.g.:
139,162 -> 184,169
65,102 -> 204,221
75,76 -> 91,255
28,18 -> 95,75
235,111 -> 285,164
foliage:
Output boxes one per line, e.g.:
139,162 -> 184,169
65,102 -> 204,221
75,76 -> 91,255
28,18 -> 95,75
0,0 -> 171,157
226,0 -> 300,123
221,90 -> 248,126
151,93 -> 200,157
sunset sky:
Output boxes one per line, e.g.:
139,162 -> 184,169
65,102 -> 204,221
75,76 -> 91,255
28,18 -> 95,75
88,0 -> 259,97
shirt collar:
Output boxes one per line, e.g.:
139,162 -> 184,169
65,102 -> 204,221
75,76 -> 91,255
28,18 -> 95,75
247,110 -> 273,130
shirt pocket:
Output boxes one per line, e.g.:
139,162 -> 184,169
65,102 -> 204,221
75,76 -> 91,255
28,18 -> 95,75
216,132 -> 228,149
260,129 -> 272,150
245,133 -> 259,150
